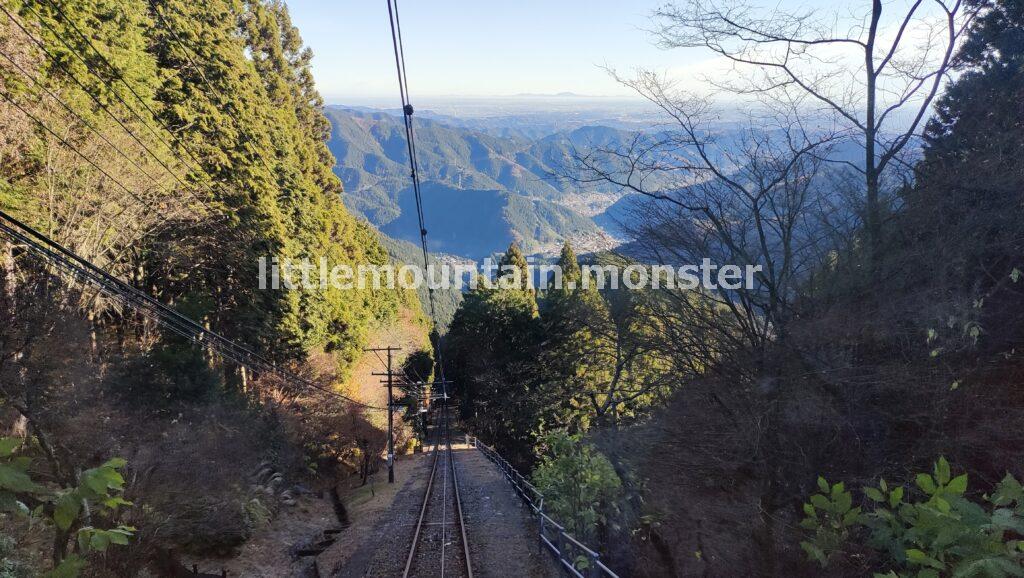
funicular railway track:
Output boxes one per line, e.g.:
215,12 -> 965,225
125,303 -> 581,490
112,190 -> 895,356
403,406 -> 473,578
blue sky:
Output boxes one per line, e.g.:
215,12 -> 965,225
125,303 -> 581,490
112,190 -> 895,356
285,0 -> 950,114
284,0 -> 713,101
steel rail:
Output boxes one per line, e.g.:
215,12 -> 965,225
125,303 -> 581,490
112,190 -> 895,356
449,433 -> 473,578
403,408 -> 472,577
403,422 -> 441,577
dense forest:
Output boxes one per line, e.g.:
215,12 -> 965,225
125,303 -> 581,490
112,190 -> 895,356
444,0 -> 1024,575
0,0 -> 426,574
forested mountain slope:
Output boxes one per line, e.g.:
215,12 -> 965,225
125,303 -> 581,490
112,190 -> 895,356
0,0 -> 427,574
325,107 -> 621,257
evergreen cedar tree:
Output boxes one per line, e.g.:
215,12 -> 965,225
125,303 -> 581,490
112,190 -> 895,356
0,0 -> 409,378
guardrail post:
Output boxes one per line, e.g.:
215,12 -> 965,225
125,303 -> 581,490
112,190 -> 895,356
536,498 -> 544,553
588,553 -> 601,578
555,531 -> 565,566
538,510 -> 546,554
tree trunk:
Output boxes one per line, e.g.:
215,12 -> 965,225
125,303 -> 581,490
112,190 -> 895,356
864,0 -> 883,273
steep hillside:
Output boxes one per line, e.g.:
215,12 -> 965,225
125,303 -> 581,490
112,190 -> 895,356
377,234 -> 462,332
375,182 -> 600,258
325,107 -> 622,258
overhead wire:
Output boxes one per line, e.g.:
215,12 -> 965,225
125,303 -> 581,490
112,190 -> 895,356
148,3 -> 284,182
3,1 -> 419,416
0,3 -> 388,411
0,90 -> 165,220
385,0 -> 447,385
0,46 -> 169,194
32,0 -> 222,179
0,2 -> 220,220
9,1 -> 258,244
0,209 -> 387,410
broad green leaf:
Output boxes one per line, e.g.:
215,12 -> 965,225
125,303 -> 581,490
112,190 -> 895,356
101,458 -> 127,469
864,487 -> 885,502
107,526 -> 133,544
835,490 -> 852,514
800,541 -> 827,567
45,555 -> 86,578
916,474 -> 937,494
890,486 -> 904,507
936,458 -> 951,485
53,492 -> 82,531
992,474 -> 1023,506
89,531 -> 111,551
818,477 -> 830,493
803,503 -> 816,517
906,549 -> 944,569
101,496 -> 133,509
0,464 -> 39,493
946,474 -> 968,495
810,494 -> 830,510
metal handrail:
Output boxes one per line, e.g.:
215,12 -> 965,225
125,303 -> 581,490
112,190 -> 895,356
469,437 -> 620,578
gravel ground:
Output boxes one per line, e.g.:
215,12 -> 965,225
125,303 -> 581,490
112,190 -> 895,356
329,425 -> 559,578
454,446 -> 561,578
321,452 -> 433,577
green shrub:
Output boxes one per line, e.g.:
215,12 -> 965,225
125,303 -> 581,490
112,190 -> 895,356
0,437 -> 134,578
532,432 -> 623,542
800,458 -> 1024,576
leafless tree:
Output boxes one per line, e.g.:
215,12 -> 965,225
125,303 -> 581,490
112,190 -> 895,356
650,0 -> 978,266
564,0 -> 976,366
566,79 -> 848,368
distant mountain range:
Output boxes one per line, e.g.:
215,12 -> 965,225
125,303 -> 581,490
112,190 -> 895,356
324,105 -> 873,263
325,106 -> 631,259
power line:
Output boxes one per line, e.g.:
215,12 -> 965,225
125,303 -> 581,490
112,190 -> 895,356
0,209 -> 387,411
0,89 -> 164,220
32,0 -> 220,180
148,3 -> 283,181
4,2 -> 229,226
0,46 -> 169,193
385,0 -> 447,382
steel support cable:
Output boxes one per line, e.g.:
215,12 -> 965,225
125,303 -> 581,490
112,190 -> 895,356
0,218 -> 203,345
0,210 -> 386,410
385,0 -> 446,382
0,6 -> 382,410
391,0 -> 429,235
26,0 -> 285,255
3,2 -> 230,229
1,4 -> 389,411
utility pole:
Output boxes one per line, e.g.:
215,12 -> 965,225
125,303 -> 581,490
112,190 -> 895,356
366,346 -> 401,483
